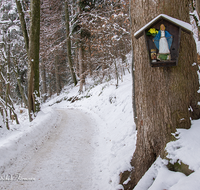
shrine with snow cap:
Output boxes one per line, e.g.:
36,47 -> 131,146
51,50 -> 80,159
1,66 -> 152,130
134,14 -> 193,67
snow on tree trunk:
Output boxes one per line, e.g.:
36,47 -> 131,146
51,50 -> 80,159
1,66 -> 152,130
121,0 -> 200,189
65,1 -> 77,86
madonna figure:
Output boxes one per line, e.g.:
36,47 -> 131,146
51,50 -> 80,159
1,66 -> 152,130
153,24 -> 173,60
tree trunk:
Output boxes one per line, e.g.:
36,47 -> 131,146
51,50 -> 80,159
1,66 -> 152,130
15,0 -> 29,53
122,0 -> 200,189
55,55 -> 60,95
14,61 -> 28,107
88,40 -> 93,76
112,41 -> 119,87
28,0 -> 40,121
5,108 -> 9,130
65,1 -> 77,86
6,35 -> 11,120
79,43 -> 85,92
41,62 -> 47,102
49,73 -> 52,97
5,76 -> 10,129
76,43 -> 79,77
114,59 -> 119,87
196,0 -> 200,40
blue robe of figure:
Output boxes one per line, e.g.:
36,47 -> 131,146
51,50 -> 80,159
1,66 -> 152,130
153,30 -> 172,50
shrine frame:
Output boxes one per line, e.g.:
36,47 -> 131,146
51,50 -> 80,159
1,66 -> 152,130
134,14 -> 192,67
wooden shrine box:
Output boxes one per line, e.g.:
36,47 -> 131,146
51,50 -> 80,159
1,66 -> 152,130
134,14 -> 192,67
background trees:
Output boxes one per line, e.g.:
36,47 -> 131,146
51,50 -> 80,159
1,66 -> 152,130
39,0 -> 131,95
74,0 -> 130,90
0,0 -> 26,128
0,0 -> 131,126
40,0 -> 69,98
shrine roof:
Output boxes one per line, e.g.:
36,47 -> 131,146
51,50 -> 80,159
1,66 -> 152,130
134,14 -> 192,39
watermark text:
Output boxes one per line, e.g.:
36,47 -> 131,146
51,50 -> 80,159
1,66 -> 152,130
0,174 -> 35,182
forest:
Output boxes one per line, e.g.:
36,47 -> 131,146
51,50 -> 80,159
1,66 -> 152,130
0,0 -> 200,190
0,0 -> 130,125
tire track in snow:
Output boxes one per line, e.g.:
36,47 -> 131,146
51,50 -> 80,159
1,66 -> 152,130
5,109 -> 97,190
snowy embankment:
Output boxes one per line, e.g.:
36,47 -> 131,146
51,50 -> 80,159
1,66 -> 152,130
0,108 -> 62,176
134,119 -> 200,190
0,72 -> 136,190
1,70 -> 200,190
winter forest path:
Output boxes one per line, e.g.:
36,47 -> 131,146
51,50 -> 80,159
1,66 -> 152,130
7,109 -> 98,190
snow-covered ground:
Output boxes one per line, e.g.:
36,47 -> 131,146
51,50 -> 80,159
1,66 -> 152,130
0,71 -> 200,190
0,72 -> 136,190
134,119 -> 200,190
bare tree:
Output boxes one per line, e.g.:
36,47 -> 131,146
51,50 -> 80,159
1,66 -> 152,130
65,1 -> 77,86
41,61 -> 47,102
15,0 -> 29,52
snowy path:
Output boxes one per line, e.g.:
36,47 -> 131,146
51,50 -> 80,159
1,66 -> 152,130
5,109 -> 98,190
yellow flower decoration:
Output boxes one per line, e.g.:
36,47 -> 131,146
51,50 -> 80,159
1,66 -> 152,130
148,28 -> 158,34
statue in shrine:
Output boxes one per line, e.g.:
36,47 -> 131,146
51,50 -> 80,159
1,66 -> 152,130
153,24 -> 173,61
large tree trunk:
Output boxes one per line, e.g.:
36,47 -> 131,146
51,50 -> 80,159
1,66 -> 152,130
28,0 -> 40,121
65,1 -> 77,86
197,0 -> 200,19
195,0 -> 200,40
122,0 -> 200,189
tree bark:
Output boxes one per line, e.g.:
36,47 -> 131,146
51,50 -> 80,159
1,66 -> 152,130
65,1 -> 77,86
79,43 -> 85,92
14,59 -> 28,107
6,34 -> 11,120
195,0 -> 200,40
15,0 -> 29,53
28,0 -> 40,121
49,73 -> 52,97
41,63 -> 47,102
55,55 -> 60,95
88,40 -> 93,76
122,0 -> 200,189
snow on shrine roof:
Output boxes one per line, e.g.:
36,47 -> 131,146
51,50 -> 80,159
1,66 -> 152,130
134,14 -> 192,39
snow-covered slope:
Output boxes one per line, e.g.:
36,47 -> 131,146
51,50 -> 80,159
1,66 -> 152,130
44,72 -> 137,189
0,72 -> 136,190
1,70 -> 200,190
134,119 -> 200,190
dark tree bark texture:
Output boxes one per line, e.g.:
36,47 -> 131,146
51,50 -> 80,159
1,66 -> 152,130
122,0 -> 200,189
28,0 -> 40,121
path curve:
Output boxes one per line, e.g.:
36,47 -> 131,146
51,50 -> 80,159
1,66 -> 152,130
6,109 -> 97,190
